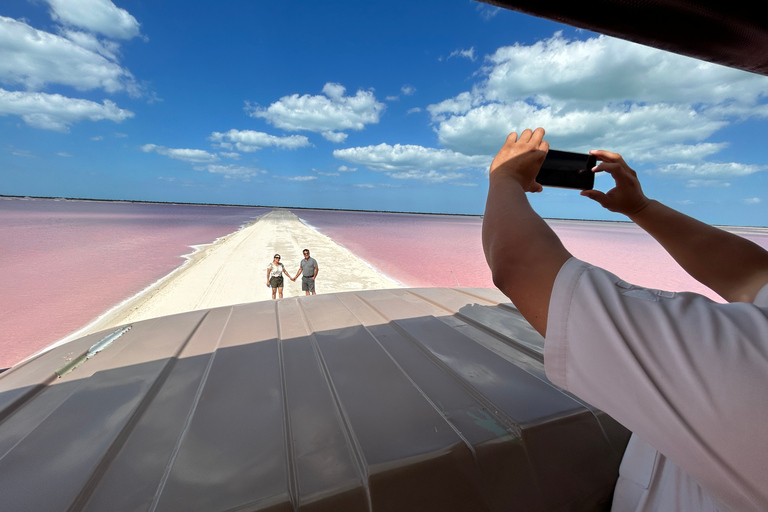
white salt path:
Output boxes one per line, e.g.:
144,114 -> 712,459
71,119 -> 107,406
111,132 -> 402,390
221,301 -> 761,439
54,209 -> 400,347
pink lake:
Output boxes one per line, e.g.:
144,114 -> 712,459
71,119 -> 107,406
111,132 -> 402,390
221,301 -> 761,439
4,199 -> 768,370
1,198 -> 266,368
294,209 -> 768,302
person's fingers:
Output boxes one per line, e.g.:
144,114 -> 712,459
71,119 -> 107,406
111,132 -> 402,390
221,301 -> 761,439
593,161 -> 638,186
517,128 -> 533,143
539,138 -> 550,153
593,162 -> 624,174
580,189 -> 608,207
530,127 -> 546,147
590,149 -> 624,163
505,132 -> 519,145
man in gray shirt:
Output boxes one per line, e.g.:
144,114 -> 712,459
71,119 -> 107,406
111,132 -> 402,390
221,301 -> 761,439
292,248 -> 318,295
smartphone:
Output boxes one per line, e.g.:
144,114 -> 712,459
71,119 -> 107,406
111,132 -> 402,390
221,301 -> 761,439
536,149 -> 596,190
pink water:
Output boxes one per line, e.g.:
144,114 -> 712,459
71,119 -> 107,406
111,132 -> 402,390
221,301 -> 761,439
1,199 -> 266,368
294,209 -> 768,301
294,210 -> 492,288
4,199 -> 768,370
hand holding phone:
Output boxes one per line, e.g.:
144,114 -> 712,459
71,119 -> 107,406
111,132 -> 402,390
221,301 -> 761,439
535,149 -> 596,190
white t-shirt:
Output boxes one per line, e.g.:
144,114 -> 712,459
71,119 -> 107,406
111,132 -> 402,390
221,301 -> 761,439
545,258 -> 768,512
268,262 -> 284,278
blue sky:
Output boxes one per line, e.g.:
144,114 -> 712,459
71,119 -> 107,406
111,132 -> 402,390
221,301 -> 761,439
2,0 -> 768,226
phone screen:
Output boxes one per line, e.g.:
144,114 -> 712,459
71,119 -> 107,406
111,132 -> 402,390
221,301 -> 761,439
536,150 -> 596,190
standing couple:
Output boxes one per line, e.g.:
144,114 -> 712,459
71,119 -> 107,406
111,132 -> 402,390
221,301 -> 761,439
266,249 -> 319,299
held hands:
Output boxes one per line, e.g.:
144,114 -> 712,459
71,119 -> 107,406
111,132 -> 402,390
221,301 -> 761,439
581,150 -> 651,216
490,128 -> 549,192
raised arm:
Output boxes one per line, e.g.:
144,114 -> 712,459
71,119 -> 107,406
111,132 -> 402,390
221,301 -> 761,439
482,129 -> 572,335
583,150 -> 768,303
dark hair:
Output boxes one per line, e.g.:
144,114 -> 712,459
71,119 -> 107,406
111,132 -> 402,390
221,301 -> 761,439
303,249 -> 309,254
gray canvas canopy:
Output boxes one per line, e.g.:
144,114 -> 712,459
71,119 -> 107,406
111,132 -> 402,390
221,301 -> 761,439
481,0 -> 768,76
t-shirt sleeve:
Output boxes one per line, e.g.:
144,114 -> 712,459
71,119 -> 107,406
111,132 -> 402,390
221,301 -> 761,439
544,257 -> 768,510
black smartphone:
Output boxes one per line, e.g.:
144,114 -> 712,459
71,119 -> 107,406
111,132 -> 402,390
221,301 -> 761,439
536,149 -> 596,190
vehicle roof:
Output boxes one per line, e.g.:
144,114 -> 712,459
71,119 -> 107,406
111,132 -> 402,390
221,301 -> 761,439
482,0 -> 768,76
0,288 -> 629,511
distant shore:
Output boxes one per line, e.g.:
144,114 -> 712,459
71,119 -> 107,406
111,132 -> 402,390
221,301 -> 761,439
4,193 -> 765,230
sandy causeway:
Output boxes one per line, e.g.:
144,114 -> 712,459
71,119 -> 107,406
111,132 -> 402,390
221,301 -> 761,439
52,208 -> 400,348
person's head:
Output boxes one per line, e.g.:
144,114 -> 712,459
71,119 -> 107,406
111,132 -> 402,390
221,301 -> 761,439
273,254 -> 281,263
303,249 -> 310,259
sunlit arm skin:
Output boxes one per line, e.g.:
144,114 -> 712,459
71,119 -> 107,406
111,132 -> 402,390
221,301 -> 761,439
482,129 -> 572,336
583,151 -> 768,303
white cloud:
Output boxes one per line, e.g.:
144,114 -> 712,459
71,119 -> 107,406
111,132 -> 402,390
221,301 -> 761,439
0,16 -> 137,94
44,0 -> 142,40
631,143 -> 730,164
401,85 -> 416,96
338,165 -> 357,172
482,33 -> 768,107
195,164 -> 265,180
448,47 -> 476,61
685,179 -> 731,188
435,101 -> 728,158
656,162 -> 767,178
218,151 -> 241,159
388,170 -> 467,182
209,129 -> 311,152
354,183 -> 401,188
280,175 -> 317,182
141,144 -> 220,164
59,29 -> 122,62
334,143 -> 490,181
427,33 -> 768,169
744,197 -> 761,204
247,82 -> 385,137
321,131 -> 348,143
9,147 -> 36,158
476,4 -> 500,20
427,91 -> 476,120
0,88 -> 133,131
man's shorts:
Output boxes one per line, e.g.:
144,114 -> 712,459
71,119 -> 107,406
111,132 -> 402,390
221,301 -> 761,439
269,276 -> 283,288
302,276 -> 315,292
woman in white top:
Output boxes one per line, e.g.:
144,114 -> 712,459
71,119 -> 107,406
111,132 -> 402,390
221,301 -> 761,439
266,254 -> 285,299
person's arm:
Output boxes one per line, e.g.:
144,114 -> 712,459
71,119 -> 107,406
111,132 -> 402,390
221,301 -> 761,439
293,267 -> 301,281
582,150 -> 768,303
313,264 -> 318,279
482,129 -> 573,336
267,266 -> 271,285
